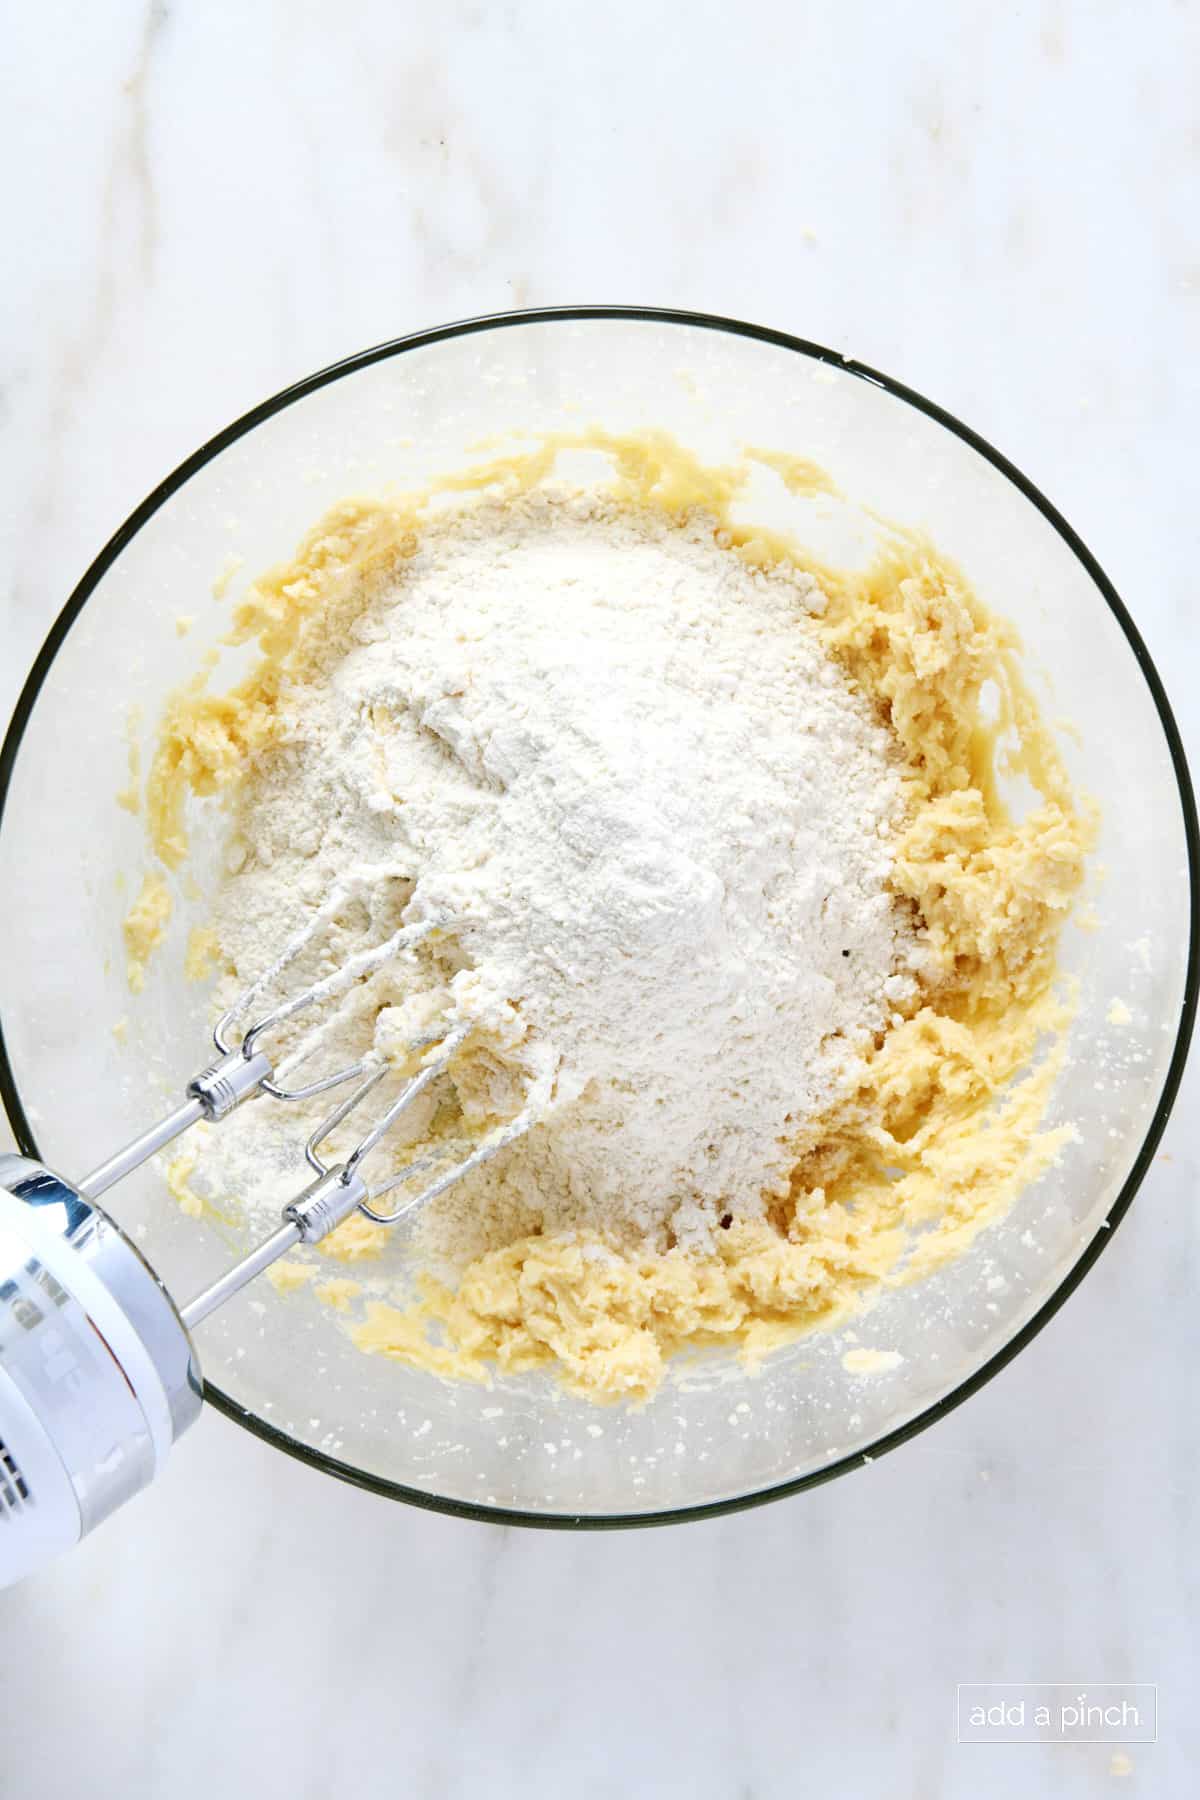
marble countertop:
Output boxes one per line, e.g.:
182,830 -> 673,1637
2,3 -> 1197,1794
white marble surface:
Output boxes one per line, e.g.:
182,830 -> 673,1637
2,2 -> 1198,1793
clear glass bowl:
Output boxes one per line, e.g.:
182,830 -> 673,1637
0,309 -> 1194,1526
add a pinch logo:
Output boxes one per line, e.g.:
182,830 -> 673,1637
957,1684 -> 1157,1745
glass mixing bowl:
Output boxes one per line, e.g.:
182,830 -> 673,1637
0,308 -> 1194,1526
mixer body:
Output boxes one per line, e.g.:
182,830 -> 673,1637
0,1154 -> 201,1587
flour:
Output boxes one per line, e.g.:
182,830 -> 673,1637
199,490 -> 918,1265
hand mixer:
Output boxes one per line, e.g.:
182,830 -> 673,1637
0,905 -> 543,1587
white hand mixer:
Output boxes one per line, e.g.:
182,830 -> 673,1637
0,905 -> 543,1587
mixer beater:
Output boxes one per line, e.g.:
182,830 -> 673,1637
0,908 -> 544,1586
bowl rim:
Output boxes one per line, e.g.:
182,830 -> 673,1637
1,303 -> 1196,1529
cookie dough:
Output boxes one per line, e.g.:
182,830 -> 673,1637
131,432 -> 1091,1402
122,870 -> 172,994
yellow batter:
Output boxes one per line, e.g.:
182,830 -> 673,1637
123,870 -> 172,994
131,432 -> 1091,1402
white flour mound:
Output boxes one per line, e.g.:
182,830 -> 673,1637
203,490 -> 918,1264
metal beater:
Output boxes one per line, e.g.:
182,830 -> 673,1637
0,906 -> 543,1587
